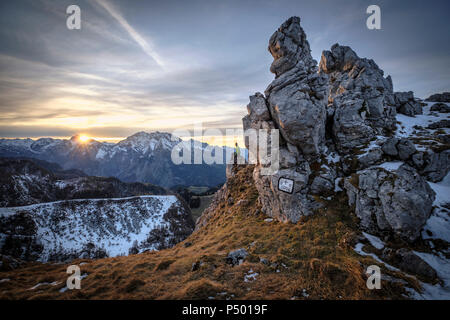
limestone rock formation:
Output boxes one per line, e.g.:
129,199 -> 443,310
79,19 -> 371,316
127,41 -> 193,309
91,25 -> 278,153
242,17 -> 328,223
344,164 -> 435,241
265,16 -> 328,156
425,92 -> 450,102
381,137 -> 417,160
385,91 -> 423,116
319,44 -> 397,152
421,150 -> 450,182
238,16 -> 446,244
430,102 -> 450,113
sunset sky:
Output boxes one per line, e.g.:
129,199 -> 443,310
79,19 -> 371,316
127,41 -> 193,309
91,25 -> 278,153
0,0 -> 449,145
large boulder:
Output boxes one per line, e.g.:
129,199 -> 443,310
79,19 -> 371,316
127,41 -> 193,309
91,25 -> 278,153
421,150 -> 450,182
425,92 -> 450,102
344,164 -> 435,242
430,102 -> 450,113
386,91 -> 422,116
226,248 -> 248,266
381,137 -> 417,160
240,16 -> 443,242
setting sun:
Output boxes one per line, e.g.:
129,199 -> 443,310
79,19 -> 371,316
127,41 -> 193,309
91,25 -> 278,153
78,134 -> 90,143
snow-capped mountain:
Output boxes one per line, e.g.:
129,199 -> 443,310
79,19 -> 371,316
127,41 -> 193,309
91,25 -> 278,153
0,132 -> 227,188
0,195 -> 194,262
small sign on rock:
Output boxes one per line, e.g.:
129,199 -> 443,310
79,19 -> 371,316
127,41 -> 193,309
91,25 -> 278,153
278,177 -> 294,194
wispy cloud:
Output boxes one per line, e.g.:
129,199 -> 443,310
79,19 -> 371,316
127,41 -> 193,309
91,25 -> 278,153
94,0 -> 165,68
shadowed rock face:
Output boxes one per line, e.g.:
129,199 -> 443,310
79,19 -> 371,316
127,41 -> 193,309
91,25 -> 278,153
319,43 -> 397,152
345,164 -> 435,241
268,17 -> 315,77
425,92 -> 450,102
385,91 -> 423,116
240,16 -> 443,242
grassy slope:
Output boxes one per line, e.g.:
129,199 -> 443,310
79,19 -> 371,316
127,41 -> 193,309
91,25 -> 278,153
190,195 -> 215,222
0,165 -> 420,300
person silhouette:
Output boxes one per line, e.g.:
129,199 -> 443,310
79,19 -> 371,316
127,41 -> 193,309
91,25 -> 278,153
233,142 -> 240,165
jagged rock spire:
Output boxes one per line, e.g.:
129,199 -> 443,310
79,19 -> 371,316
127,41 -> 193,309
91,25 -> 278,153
268,16 -> 315,77
265,16 -> 328,156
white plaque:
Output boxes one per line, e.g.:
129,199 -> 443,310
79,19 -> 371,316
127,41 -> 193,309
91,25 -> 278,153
278,177 -> 294,194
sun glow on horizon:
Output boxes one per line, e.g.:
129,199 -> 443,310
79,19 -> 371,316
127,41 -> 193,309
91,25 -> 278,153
78,134 -> 91,143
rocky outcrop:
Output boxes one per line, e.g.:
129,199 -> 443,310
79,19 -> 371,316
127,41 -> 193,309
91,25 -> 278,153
265,17 -> 328,155
242,17 -> 329,223
319,44 -> 397,152
430,102 -> 450,113
420,150 -> 450,182
344,164 -> 435,241
427,119 -> 450,129
239,16 -> 445,244
381,137 -> 417,160
425,92 -> 450,102
385,91 -> 422,116
226,248 -> 248,266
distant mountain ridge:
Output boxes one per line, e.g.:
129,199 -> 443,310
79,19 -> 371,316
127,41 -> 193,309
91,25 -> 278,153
0,131 -> 227,188
0,157 -> 194,262
0,157 -> 168,207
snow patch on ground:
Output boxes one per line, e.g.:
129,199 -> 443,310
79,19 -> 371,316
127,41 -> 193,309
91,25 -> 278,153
396,102 -> 450,138
423,173 -> 450,242
427,173 -> 450,206
406,251 -> 450,300
377,161 -> 404,172
326,152 -> 341,164
353,243 -> 399,272
362,232 -> 385,250
28,281 -> 60,290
